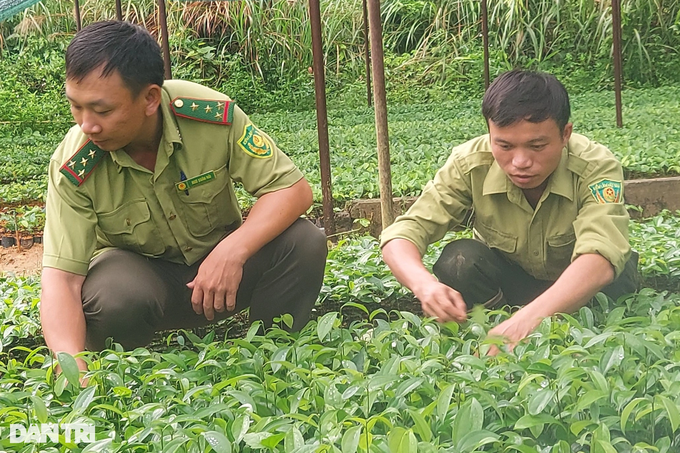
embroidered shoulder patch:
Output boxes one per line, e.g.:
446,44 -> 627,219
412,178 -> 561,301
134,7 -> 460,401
238,124 -> 273,158
589,179 -> 623,204
170,97 -> 235,125
59,140 -> 106,187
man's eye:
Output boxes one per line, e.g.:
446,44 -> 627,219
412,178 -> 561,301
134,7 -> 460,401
95,110 -> 111,115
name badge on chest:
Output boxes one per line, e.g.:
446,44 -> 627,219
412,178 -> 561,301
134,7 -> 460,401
176,170 -> 216,194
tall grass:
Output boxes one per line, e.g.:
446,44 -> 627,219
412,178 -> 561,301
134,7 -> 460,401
1,0 -> 679,97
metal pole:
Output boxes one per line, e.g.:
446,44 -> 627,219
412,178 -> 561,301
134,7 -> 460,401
309,0 -> 335,236
362,0 -> 372,107
481,0 -> 489,89
157,0 -> 172,79
115,0 -> 123,20
612,0 -> 623,127
367,0 -> 394,229
74,0 -> 82,31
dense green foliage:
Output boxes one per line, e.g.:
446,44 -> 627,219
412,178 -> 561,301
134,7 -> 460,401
2,86 -> 679,206
1,0 -> 679,114
3,212 -> 680,451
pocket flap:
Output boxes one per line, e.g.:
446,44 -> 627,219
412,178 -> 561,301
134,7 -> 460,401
98,200 -> 151,235
474,221 -> 517,253
547,232 -> 576,247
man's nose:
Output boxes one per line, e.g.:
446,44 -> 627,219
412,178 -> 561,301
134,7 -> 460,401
79,112 -> 102,135
512,151 -> 532,169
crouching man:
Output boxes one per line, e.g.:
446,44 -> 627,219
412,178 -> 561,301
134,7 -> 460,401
381,70 -> 638,352
40,21 -> 327,361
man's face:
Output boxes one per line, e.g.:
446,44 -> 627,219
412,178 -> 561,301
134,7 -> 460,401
489,118 -> 573,190
65,67 -> 153,152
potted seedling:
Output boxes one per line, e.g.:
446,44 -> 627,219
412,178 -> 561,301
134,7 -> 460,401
0,211 -> 17,248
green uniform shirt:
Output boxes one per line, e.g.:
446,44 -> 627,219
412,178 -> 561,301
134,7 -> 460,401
44,80 -> 303,275
380,133 -> 631,280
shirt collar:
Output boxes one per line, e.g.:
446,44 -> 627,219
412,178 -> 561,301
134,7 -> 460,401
107,88 -> 184,172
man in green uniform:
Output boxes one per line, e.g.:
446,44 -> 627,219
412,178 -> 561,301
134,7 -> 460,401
41,21 -> 327,360
381,70 -> 638,352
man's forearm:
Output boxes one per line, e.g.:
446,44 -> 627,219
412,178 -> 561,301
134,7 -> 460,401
382,239 -> 439,293
40,268 -> 87,357
219,178 -> 313,263
521,253 -> 615,321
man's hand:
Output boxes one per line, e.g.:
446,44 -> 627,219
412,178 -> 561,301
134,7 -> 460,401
187,241 -> 245,321
413,280 -> 468,323
485,308 -> 542,355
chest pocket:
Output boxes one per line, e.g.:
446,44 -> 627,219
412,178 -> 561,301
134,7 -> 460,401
97,200 -> 165,255
176,165 -> 235,237
546,231 -> 576,266
474,220 -> 517,254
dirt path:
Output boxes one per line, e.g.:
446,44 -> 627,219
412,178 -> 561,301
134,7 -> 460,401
0,244 -> 42,276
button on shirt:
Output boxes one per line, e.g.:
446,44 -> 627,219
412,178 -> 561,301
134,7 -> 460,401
380,133 -> 631,280
44,80 -> 303,275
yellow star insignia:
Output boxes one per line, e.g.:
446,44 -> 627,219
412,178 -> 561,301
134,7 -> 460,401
88,149 -> 96,158
204,105 -> 213,113
80,157 -> 89,166
191,102 -> 199,111
215,112 -> 222,119
78,169 -> 85,177
68,160 -> 76,168
217,101 -> 225,110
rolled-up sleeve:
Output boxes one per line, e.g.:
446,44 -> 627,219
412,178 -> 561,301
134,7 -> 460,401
572,157 -> 630,277
380,149 -> 473,256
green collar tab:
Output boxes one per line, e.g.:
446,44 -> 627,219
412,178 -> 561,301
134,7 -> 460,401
176,170 -> 216,193
170,97 -> 235,125
59,140 -> 106,186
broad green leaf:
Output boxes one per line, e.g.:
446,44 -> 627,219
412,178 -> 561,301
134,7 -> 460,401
261,433 -> 286,449
656,395 -> 680,432
56,352 -> 80,388
575,390 -> 608,412
341,425 -> 361,453
270,346 -> 291,373
407,408 -> 432,442
284,427 -> 304,452
395,377 -> 424,399
29,395 -> 47,423
452,398 -> 483,445
528,389 -> 555,415
515,413 -> 558,430
317,312 -> 338,341
73,385 -> 97,412
599,345 -> 624,374
621,397 -> 648,434
231,415 -> 250,443
456,430 -> 499,452
81,439 -> 113,452
437,384 -> 455,421
203,430 -> 232,453
387,427 -> 417,453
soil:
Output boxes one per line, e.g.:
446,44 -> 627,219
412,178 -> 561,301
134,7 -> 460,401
0,243 -> 42,276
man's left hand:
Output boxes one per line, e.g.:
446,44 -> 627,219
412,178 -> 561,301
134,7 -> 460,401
485,308 -> 543,356
187,241 -> 246,321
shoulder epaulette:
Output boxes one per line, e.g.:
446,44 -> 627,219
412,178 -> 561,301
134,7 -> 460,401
170,97 -> 235,125
59,140 -> 106,187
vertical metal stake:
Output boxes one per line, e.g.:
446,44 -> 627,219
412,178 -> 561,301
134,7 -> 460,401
367,0 -> 394,230
612,0 -> 624,127
74,0 -> 82,31
115,0 -> 123,20
309,0 -> 335,236
481,0 -> 490,89
157,0 -> 172,79
362,0 -> 372,107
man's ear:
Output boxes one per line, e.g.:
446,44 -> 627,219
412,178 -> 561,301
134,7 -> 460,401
562,122 -> 573,144
143,84 -> 162,117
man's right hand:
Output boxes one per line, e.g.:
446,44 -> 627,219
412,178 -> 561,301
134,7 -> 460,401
412,280 -> 468,323
382,238 -> 468,324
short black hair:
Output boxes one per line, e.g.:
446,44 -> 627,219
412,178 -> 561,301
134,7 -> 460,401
65,20 -> 164,96
482,69 -> 571,133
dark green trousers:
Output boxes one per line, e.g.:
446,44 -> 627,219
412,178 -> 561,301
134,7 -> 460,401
81,219 -> 327,351
432,238 -> 640,309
